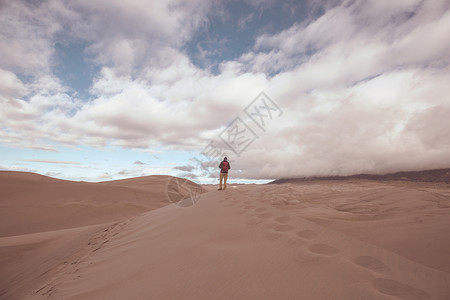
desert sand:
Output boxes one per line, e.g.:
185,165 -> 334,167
0,172 -> 176,237
1,171 -> 450,299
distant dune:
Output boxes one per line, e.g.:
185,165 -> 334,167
0,171 -> 205,237
270,168 -> 450,184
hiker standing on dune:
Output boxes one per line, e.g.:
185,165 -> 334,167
218,157 -> 231,190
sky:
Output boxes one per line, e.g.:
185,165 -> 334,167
1,0 -> 449,183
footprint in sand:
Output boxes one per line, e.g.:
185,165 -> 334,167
263,229 -> 283,240
273,224 -> 295,232
352,256 -> 390,274
275,216 -> 291,224
372,278 -> 429,300
308,243 -> 339,256
294,248 -> 327,263
255,207 -> 267,212
296,230 -> 318,240
256,213 -> 272,219
246,217 -> 264,225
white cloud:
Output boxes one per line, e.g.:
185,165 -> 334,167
247,0 -> 450,78
98,172 -> 112,179
0,1 -> 69,76
24,159 -> 80,165
1,0 -> 449,180
0,69 -> 27,98
65,0 -> 214,74
212,0 -> 450,178
231,64 -> 450,178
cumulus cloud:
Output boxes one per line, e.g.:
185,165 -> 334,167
199,0 -> 450,179
0,69 -> 27,99
0,0 -> 221,149
0,1 -> 54,75
64,0 -> 213,75
246,0 -> 450,78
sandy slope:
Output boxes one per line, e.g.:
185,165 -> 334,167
0,172 -> 204,299
8,181 -> 448,300
272,181 -> 450,273
0,172 -> 189,237
0,224 -> 108,299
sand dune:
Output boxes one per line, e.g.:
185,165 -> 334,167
0,224 -> 107,299
1,172 -> 450,299
0,172 -> 204,237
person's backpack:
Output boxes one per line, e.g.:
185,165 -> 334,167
221,161 -> 229,172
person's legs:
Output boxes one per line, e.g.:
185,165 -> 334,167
219,172 -> 224,190
223,172 -> 228,189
